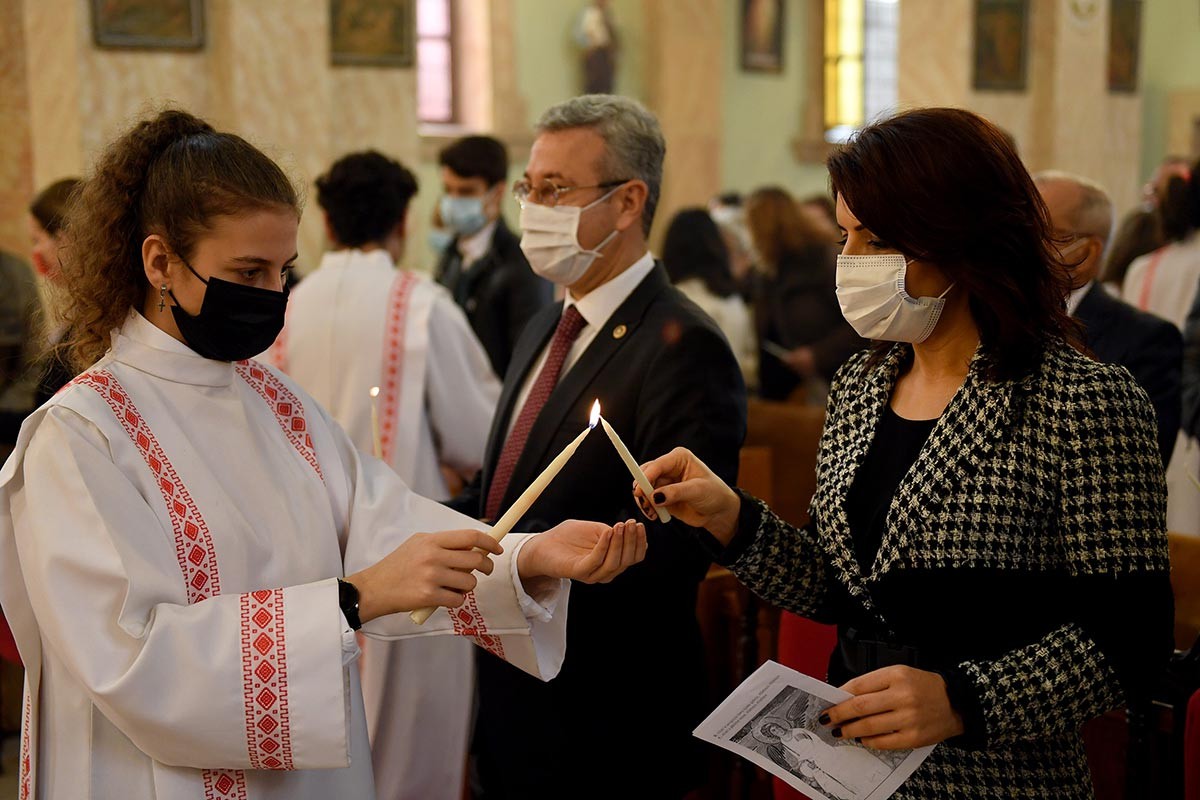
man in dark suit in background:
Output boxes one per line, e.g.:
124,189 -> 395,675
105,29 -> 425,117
435,135 -> 553,377
1036,171 -> 1182,463
449,95 -> 747,799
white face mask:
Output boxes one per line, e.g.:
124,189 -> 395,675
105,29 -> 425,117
835,253 -> 954,343
519,187 -> 621,286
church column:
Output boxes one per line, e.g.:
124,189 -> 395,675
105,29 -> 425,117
642,0 -> 724,250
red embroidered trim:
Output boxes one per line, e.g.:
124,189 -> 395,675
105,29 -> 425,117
378,272 -> 418,463
234,361 -> 324,484
239,589 -> 294,770
204,769 -> 248,800
76,370 -> 290,785
18,689 -> 31,800
449,592 -> 506,661
76,371 -> 222,603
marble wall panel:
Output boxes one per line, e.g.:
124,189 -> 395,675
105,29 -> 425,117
0,0 -> 35,256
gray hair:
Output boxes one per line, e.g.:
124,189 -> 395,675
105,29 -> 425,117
536,94 -> 665,236
1033,169 -> 1116,245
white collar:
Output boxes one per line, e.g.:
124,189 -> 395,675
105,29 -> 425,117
317,247 -> 396,272
110,311 -> 236,387
564,251 -> 655,330
458,220 -> 499,265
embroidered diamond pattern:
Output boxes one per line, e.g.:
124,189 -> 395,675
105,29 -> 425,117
253,609 -> 273,628
255,661 -> 276,682
263,756 -> 283,770
260,737 -> 279,753
184,521 -> 200,540
277,402 -> 292,416
254,633 -> 274,655
235,361 -> 323,484
258,715 -> 278,734
188,545 -> 205,565
256,687 -> 277,708
214,774 -> 235,794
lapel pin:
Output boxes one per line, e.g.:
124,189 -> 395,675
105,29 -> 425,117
612,324 -> 628,339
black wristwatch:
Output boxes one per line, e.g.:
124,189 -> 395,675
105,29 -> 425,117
337,578 -> 363,631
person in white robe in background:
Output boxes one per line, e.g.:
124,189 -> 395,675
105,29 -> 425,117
269,151 -> 502,800
0,109 -> 647,800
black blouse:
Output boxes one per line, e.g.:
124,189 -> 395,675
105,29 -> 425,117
845,406 -> 938,573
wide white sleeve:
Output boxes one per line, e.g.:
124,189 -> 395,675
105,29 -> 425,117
9,407 -> 351,771
334,418 -> 569,681
424,295 -> 502,474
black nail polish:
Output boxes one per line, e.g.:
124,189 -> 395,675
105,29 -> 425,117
653,492 -> 666,504
818,713 -> 830,726
831,727 -> 842,738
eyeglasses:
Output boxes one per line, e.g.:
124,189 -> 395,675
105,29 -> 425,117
511,178 -> 629,208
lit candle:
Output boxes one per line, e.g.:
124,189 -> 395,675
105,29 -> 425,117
598,414 -> 672,523
369,386 -> 383,460
409,399 -> 601,625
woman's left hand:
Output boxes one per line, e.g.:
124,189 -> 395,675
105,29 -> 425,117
821,666 -> 964,750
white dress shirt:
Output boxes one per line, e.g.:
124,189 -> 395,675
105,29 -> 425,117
458,220 -> 499,268
506,252 -> 656,437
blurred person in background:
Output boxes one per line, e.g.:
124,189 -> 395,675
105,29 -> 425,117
1125,159 -> 1200,535
663,207 -> 758,388
746,186 -> 865,401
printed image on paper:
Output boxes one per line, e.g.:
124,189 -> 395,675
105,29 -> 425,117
694,661 -> 935,800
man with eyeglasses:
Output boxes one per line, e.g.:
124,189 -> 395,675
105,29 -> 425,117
435,135 -> 553,378
448,95 -> 747,798
1035,170 -> 1181,465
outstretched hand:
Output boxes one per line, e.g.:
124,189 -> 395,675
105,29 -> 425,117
517,519 -> 648,590
634,447 -> 741,544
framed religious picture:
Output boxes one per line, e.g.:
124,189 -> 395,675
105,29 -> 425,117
1108,0 -> 1142,92
972,0 -> 1029,91
90,0 -> 204,50
741,0 -> 784,73
331,0 -> 415,67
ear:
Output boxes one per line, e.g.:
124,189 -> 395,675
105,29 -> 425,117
395,209 -> 409,240
485,182 -> 504,219
142,234 -> 173,289
613,180 -> 648,234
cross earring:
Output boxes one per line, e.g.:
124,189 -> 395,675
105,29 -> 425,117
158,285 -> 167,313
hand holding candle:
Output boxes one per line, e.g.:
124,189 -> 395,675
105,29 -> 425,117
598,414 -> 672,523
408,401 -> 601,625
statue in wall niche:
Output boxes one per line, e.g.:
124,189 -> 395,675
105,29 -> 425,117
576,0 -> 617,94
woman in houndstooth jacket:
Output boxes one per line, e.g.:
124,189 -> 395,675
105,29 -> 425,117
637,108 -> 1173,799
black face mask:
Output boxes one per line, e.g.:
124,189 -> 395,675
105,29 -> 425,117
169,258 -> 289,362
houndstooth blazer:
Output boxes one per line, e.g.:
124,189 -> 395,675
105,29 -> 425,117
725,341 -> 1172,799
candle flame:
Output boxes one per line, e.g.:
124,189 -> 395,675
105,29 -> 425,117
589,399 -> 601,428
369,386 -> 380,398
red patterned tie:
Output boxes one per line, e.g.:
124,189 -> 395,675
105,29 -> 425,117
485,305 -> 587,521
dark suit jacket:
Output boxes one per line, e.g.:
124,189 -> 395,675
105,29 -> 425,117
1075,282 -> 1182,463
452,264 -> 747,799
435,217 -> 553,377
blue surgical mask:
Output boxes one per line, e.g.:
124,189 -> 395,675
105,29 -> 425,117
427,227 -> 454,256
440,195 -> 488,236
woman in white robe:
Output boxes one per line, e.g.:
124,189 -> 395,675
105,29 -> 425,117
0,109 -> 646,800
269,151 -> 503,800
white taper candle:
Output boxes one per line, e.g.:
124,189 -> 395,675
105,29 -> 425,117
599,416 -> 672,523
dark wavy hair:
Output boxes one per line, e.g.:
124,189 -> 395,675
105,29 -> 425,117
1159,159 -> 1200,243
316,150 -> 418,248
438,135 -> 508,186
662,208 -> 737,298
30,178 -> 82,236
59,108 -> 299,371
827,107 -> 1078,381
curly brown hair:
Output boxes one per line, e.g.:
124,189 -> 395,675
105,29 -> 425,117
57,109 -> 299,372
